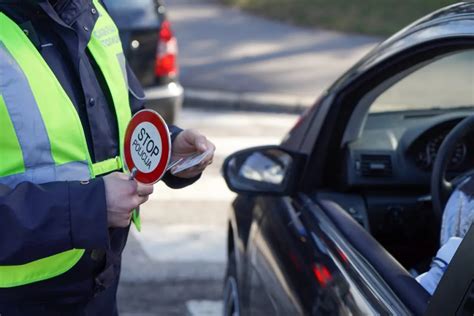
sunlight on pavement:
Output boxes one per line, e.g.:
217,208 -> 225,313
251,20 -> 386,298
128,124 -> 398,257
132,224 -> 226,262
186,300 -> 223,316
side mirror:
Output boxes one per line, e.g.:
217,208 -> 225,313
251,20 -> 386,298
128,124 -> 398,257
222,146 -> 304,195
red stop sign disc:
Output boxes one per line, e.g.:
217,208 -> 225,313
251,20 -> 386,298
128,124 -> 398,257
124,109 -> 171,184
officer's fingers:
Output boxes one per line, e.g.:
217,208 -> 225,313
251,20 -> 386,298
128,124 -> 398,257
193,134 -> 208,152
119,211 -> 132,221
133,194 -> 149,207
199,154 -> 214,168
119,215 -> 132,227
207,140 -> 216,153
137,183 -> 154,196
117,172 -> 130,180
139,195 -> 149,205
121,178 -> 138,196
111,212 -> 131,228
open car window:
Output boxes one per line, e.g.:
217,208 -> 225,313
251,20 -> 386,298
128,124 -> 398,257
370,49 -> 474,113
342,49 -> 474,145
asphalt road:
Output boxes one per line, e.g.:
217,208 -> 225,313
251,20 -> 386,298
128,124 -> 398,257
166,0 -> 379,99
118,108 -> 300,315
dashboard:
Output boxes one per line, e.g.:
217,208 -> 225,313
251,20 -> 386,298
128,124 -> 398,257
341,110 -> 474,264
411,127 -> 469,171
345,110 -> 474,189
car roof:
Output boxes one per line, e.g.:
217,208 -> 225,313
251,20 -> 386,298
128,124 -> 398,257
330,2 -> 474,93
104,0 -> 163,30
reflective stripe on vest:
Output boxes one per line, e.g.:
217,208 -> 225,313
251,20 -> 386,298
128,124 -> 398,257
0,0 -> 132,288
0,43 -> 91,186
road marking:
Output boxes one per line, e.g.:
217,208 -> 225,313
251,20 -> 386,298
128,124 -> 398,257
186,300 -> 223,316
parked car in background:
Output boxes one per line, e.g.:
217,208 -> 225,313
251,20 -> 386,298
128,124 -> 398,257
222,3 -> 474,315
105,0 -> 183,123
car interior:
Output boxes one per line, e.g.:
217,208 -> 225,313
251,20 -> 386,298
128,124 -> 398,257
319,48 -> 474,309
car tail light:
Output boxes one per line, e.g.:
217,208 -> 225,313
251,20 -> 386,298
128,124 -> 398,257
155,20 -> 178,78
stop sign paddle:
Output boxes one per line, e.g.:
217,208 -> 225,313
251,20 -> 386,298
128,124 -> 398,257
124,109 -> 171,184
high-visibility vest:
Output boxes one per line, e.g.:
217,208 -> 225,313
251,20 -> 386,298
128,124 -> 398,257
0,0 -> 132,287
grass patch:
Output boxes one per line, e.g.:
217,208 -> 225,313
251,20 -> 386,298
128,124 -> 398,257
221,0 -> 458,36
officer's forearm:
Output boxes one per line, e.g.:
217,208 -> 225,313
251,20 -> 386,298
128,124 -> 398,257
0,179 -> 108,265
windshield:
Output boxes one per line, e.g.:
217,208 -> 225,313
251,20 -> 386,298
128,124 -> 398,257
370,49 -> 474,113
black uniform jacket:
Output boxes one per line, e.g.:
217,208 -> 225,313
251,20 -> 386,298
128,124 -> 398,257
0,0 -> 194,304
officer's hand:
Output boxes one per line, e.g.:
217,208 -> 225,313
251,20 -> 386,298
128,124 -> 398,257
103,172 -> 154,227
171,129 -> 216,179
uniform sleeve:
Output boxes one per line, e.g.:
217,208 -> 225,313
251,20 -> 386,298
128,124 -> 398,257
0,179 -> 108,265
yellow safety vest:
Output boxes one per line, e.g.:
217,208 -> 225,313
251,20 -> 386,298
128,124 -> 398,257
0,0 -> 133,287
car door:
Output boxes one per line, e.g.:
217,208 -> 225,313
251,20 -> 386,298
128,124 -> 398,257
246,196 -> 310,315
228,147 -> 400,313
245,191 -> 410,315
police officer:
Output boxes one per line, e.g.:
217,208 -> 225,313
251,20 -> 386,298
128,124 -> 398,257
0,0 -> 215,314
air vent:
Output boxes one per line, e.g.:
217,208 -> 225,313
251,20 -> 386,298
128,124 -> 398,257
359,154 -> 392,177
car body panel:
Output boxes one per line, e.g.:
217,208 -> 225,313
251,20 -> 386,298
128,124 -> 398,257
239,193 -> 416,314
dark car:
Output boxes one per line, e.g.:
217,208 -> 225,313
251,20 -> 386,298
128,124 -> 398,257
104,0 -> 182,123
222,3 -> 474,315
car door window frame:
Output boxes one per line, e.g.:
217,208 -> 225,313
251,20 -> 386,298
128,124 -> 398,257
299,38 -> 474,190
342,49 -> 474,147
297,193 -> 412,314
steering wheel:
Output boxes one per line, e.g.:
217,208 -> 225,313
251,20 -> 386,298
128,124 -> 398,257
431,115 -> 474,224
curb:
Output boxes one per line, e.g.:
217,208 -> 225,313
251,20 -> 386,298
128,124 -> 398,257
183,88 -> 314,114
